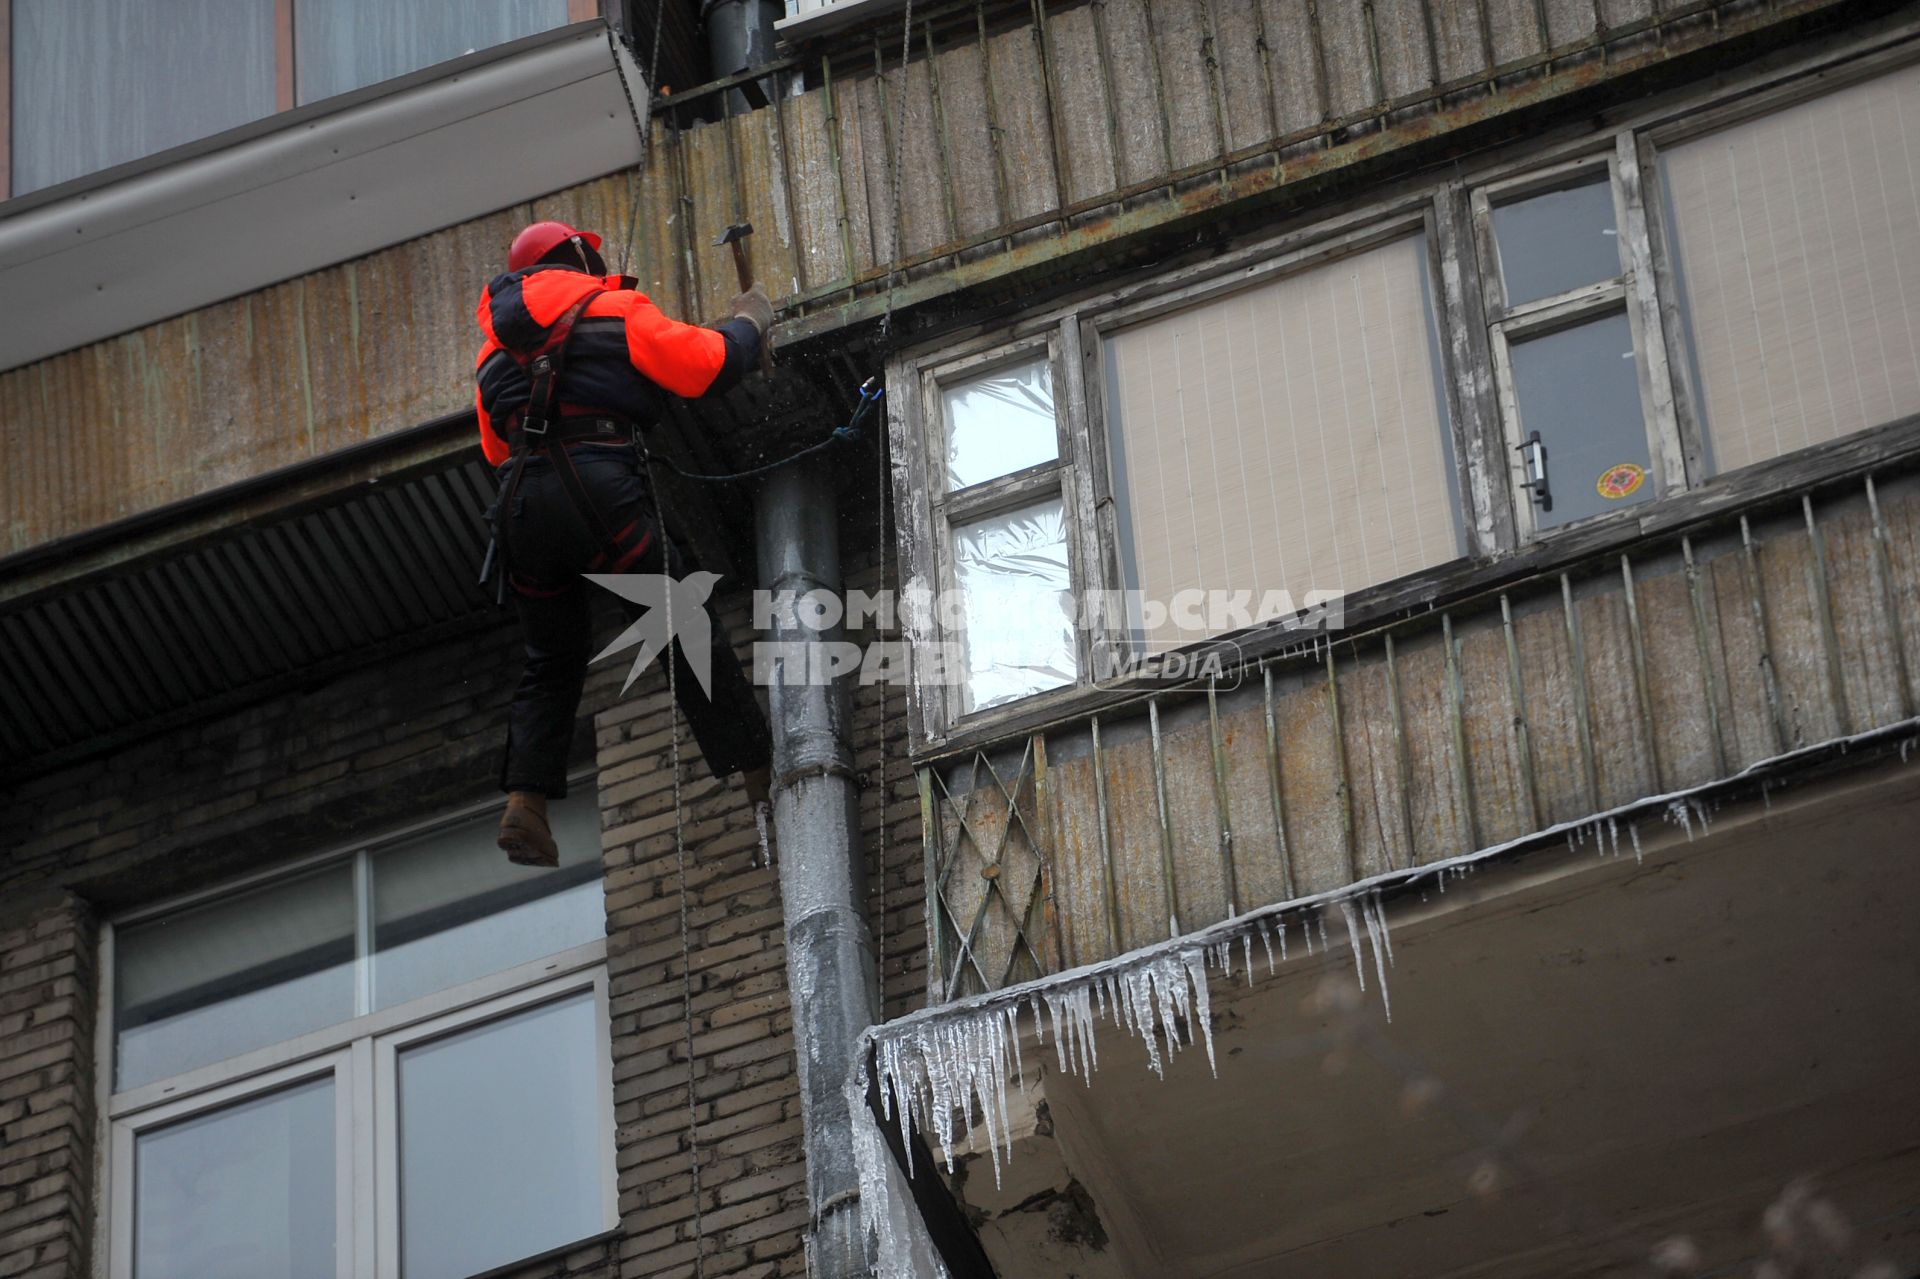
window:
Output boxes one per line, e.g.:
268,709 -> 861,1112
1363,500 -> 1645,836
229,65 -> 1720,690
1101,232 -> 1463,648
1658,61 -> 1920,475
103,791 -> 615,1279
894,52 -> 1920,737
902,216 -> 1465,733
8,0 -> 588,198
1471,150 -> 1677,534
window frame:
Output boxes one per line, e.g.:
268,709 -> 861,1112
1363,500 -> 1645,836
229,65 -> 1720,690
888,24 -> 1920,749
2,0 -> 603,202
95,782 -> 616,1279
1467,140 -> 1690,541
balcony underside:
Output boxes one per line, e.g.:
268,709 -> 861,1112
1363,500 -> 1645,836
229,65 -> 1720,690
871,758 -> 1920,1278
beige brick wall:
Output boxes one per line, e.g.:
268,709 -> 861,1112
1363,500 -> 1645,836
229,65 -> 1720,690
0,531 -> 924,1279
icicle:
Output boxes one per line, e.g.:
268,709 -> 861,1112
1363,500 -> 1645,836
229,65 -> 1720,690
1338,898 -> 1367,993
1317,913 -> 1330,951
753,800 -> 773,868
1277,916 -> 1288,963
1370,891 -> 1395,967
1361,895 -> 1393,1023
1667,798 -> 1694,840
1606,816 -> 1620,857
1006,1003 -> 1025,1094
1259,918 -> 1276,974
1242,933 -> 1255,986
1628,821 -> 1643,862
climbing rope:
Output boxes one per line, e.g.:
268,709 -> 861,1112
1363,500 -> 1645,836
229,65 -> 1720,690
642,445 -> 707,1279
652,377 -> 882,483
872,373 -> 892,1008
879,0 -> 916,339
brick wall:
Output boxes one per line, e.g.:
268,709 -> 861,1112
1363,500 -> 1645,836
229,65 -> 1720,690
0,894 -> 97,1279
0,532 -> 925,1278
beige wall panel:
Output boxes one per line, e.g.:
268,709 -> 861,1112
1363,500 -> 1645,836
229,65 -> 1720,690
729,107 -> 803,302
779,90 -> 850,293
1454,616 -> 1531,848
1877,474 -> 1920,712
1750,525 -> 1845,750
1215,690 -> 1292,912
1512,600 -> 1596,827
936,40 -> 1008,243
852,72 -> 895,275
895,54 -> 955,260
1633,560 -> 1725,793
1336,657 -> 1411,877
1150,0 -> 1229,171
1213,0 -> 1279,152
1542,0 -> 1597,49
1818,496 -> 1906,733
1259,0 -> 1326,137
1484,0 -> 1543,65
1044,742 -> 1116,966
1391,631 -> 1474,863
985,24 -> 1061,222
1572,589 -> 1658,810
1045,5 -> 1119,205
1374,0 -> 1438,100
1159,704 -> 1233,930
1275,667 -> 1354,892
1096,719 -> 1180,951
1704,548 -> 1781,770
632,125 -> 688,311
1099,0 -> 1172,188
1319,0 -> 1377,119
1431,0 -> 1489,84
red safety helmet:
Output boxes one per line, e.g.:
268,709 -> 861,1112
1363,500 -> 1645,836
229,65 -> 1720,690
507,220 -> 604,271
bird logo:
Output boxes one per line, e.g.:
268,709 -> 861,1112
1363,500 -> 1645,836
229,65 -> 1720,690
584,571 -> 723,696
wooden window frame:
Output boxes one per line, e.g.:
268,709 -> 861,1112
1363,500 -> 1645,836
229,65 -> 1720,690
1467,140 -> 1691,543
895,201 -> 1476,744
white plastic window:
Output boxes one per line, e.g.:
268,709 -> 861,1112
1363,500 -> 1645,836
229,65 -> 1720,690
104,793 -> 616,1279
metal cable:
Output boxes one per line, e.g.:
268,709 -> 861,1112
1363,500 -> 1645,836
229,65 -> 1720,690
646,449 -> 708,1279
879,0 -> 916,339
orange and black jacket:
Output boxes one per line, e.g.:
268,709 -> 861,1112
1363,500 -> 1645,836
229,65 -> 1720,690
474,265 -> 760,467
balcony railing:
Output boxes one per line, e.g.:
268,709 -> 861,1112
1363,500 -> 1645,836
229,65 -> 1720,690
916,425 -> 1920,1001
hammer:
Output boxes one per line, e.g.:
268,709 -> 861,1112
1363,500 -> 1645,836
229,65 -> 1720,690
714,222 -> 773,376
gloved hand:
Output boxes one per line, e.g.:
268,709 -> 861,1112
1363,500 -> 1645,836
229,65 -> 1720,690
729,283 -> 774,335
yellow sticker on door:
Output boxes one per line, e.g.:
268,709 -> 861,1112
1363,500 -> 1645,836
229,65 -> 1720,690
1596,463 -> 1646,500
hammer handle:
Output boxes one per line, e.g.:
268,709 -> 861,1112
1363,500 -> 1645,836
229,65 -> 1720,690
726,240 -> 773,376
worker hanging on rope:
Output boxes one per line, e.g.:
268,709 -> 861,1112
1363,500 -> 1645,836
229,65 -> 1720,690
473,219 -> 774,867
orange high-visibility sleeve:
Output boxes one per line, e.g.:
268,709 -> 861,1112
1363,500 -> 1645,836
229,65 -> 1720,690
619,293 -> 729,397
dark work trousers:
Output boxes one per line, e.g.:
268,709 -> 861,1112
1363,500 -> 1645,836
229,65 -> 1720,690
496,442 -> 770,799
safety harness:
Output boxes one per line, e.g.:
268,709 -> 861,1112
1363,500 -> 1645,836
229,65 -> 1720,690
485,293 -> 655,599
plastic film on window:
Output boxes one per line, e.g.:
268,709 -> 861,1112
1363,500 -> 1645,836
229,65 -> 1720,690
943,358 -> 1060,491
954,499 -> 1077,711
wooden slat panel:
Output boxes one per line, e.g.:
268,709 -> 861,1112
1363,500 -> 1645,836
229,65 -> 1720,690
936,39 -> 1008,243
1160,701 -> 1232,929
1485,0 -> 1544,65
1097,716 -> 1177,950
1635,553 -> 1725,793
784,88 -> 852,292
1274,664 -> 1351,893
1212,0 -> 1278,153
984,22 -> 1060,222
1375,0 -> 1439,100
1573,588 -> 1658,811
1044,734 -> 1113,966
1392,629 -> 1474,864
1149,0 -> 1226,171
1513,598 -> 1595,827
1337,656 -> 1407,878
1045,4 -> 1118,205
1260,0 -> 1326,136
1456,613 -> 1531,849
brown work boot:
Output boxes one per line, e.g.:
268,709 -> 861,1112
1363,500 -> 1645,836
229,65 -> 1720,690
498,791 -> 559,868
742,766 -> 772,809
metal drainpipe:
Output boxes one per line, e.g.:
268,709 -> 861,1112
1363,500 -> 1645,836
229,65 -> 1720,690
755,459 -> 880,1276
702,0 -> 785,113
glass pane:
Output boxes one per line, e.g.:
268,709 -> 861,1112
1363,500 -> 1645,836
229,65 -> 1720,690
12,0 -> 275,194
398,991 -> 606,1278
954,499 -> 1077,712
116,864 -> 356,1091
297,0 -> 571,104
943,358 -> 1060,490
1493,174 -> 1623,306
134,1077 -> 336,1279
372,794 -> 604,1011
1510,310 -> 1653,530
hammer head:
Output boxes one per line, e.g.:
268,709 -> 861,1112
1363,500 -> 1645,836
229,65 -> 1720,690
713,222 -> 754,247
